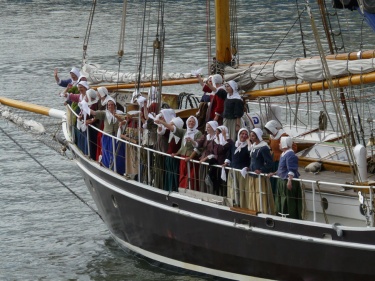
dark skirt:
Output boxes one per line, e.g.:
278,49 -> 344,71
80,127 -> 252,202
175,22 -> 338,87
164,156 -> 180,192
275,178 -> 303,219
101,135 -> 125,175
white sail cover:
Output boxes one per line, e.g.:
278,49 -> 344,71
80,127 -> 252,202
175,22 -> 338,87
225,58 -> 375,91
82,63 -> 194,85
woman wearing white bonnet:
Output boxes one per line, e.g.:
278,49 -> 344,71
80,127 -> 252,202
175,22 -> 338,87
89,97 -> 126,175
155,115 -> 202,190
224,127 -> 251,207
97,86 -> 109,106
164,116 -> 184,192
268,136 -> 302,219
265,119 -> 297,196
206,74 -> 226,124
54,66 -> 81,88
246,128 -> 275,214
223,80 -> 244,141
154,109 -> 176,189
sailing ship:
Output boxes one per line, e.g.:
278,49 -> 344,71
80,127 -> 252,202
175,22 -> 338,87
2,0 -> 375,280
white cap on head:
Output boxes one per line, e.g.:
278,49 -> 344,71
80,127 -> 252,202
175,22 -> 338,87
212,74 -> 222,86
171,117 -> 184,129
78,80 -> 89,90
280,136 -> 293,149
86,89 -> 99,105
226,80 -> 238,91
97,87 -> 108,98
251,128 -> 263,141
265,120 -> 282,135
106,96 -> 116,105
77,75 -> 87,82
207,120 -> 218,131
70,67 -> 81,79
160,109 -> 176,124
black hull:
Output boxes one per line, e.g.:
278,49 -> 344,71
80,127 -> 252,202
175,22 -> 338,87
72,146 -> 375,281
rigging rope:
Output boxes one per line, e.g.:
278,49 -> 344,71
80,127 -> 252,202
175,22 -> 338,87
296,0 -> 307,58
230,0 -> 238,66
307,3 -> 360,183
0,125 -> 103,222
251,6 -> 307,82
82,0 -> 97,64
206,0 -> 212,74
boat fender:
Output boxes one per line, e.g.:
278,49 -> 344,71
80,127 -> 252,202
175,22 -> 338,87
332,222 -> 343,237
304,162 -> 322,174
353,144 -> 368,182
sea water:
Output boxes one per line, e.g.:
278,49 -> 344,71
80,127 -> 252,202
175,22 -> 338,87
1,1 -> 374,280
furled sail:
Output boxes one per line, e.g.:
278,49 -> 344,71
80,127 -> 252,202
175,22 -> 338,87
225,57 -> 375,91
82,63 -> 194,85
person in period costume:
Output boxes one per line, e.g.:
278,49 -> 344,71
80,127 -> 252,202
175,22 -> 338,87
83,89 -> 100,160
268,137 -> 303,219
136,96 -> 158,184
195,120 -> 218,194
224,128 -> 251,207
164,117 -> 184,192
95,86 -> 110,161
223,80 -> 244,141
247,128 -> 275,214
211,125 -> 233,196
65,80 -> 90,154
54,67 -> 80,88
90,97 -> 125,175
153,109 -> 176,189
265,120 -> 297,196
206,74 -> 226,125
155,115 -> 202,190
196,74 -> 212,133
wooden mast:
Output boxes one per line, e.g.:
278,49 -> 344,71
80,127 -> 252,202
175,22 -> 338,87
215,0 -> 232,64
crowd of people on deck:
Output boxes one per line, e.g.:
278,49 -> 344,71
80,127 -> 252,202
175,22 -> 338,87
54,67 -> 303,220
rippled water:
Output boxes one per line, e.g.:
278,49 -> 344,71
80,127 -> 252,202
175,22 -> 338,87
1,1 -> 374,280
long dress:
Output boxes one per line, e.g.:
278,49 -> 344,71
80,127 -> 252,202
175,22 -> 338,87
95,111 -> 125,175
173,127 -> 202,190
225,141 -> 250,207
274,150 -> 303,219
248,142 -> 275,214
223,98 -> 244,141
164,133 -> 181,192
154,128 -> 169,189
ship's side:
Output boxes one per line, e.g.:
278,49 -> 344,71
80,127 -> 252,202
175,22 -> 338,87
70,143 -> 375,281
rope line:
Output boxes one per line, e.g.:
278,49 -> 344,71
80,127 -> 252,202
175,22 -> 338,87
0,125 -> 103,222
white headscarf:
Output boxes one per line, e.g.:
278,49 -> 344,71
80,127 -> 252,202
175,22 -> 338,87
215,125 -> 228,145
251,128 -> 263,142
97,87 -> 108,98
78,80 -> 89,90
160,109 -> 176,124
234,128 -> 249,154
86,89 -> 99,106
249,128 -> 269,154
225,80 -> 241,100
206,120 -> 218,140
105,97 -> 117,124
212,74 -> 222,88
169,117 -> 184,144
184,115 -> 199,145
280,136 -> 294,157
280,136 -> 293,149
70,67 -> 81,81
265,120 -> 285,140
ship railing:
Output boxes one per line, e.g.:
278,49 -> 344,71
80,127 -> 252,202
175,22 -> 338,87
65,105 -> 374,226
